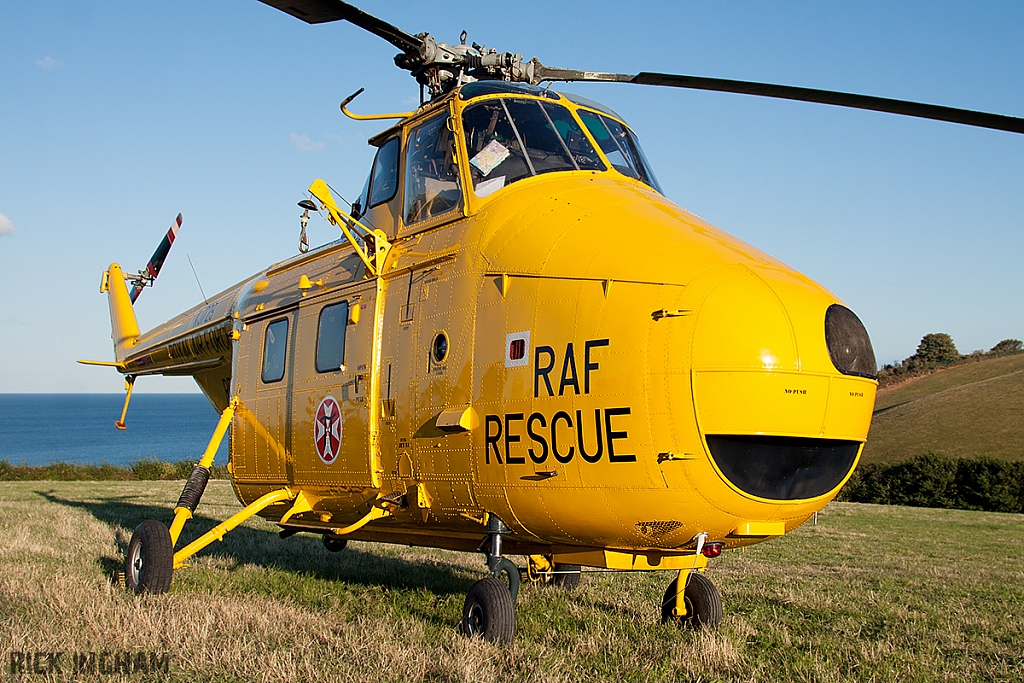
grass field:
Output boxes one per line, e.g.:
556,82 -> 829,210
2,481 -> 1023,682
864,353 -> 1024,464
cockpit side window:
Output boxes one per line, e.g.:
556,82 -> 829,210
369,137 -> 400,208
352,172 -> 370,220
462,98 -> 604,198
403,115 -> 462,225
578,110 -> 663,193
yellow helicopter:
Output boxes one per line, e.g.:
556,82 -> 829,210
82,0 -> 1024,642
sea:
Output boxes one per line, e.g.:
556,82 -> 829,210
0,394 -> 229,467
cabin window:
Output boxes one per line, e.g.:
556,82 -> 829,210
315,301 -> 350,373
404,115 -> 462,224
461,99 -> 604,198
261,318 -> 289,384
369,137 -> 400,207
578,110 -> 663,193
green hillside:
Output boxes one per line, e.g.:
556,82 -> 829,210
863,353 -> 1024,464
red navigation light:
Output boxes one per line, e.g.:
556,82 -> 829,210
509,338 -> 526,361
701,542 -> 723,558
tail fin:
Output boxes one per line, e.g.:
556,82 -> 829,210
98,213 -> 182,360
102,263 -> 141,361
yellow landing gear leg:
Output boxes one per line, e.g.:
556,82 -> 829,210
122,398 -> 297,594
172,488 -> 295,569
168,398 -> 237,546
525,555 -> 553,584
672,569 -> 690,619
114,376 -> 135,430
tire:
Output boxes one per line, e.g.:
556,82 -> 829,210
661,572 -> 722,629
462,577 -> 516,643
322,536 -> 348,552
489,557 -> 521,602
551,563 -> 582,590
124,520 -> 173,595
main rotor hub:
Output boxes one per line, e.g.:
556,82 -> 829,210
395,34 -> 540,98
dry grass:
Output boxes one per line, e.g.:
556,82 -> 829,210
2,480 -> 1023,682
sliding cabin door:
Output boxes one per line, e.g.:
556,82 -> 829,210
290,284 -> 376,488
231,311 -> 295,486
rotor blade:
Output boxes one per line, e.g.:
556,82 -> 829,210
130,213 -> 182,304
536,67 -> 1024,135
257,0 -> 423,54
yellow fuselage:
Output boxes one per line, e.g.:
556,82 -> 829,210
111,88 -> 877,564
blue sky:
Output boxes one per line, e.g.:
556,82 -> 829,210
1,0 -> 1022,393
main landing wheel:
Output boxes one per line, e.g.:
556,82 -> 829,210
661,572 -> 722,629
551,563 -> 582,590
124,520 -> 173,595
322,535 -> 348,552
462,577 -> 516,643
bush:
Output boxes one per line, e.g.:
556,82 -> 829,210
839,454 -> 1024,513
0,459 -> 228,481
885,454 -> 959,508
914,333 -> 959,364
956,458 -> 1024,513
991,339 -> 1023,355
877,333 -> 1024,388
131,458 -> 197,480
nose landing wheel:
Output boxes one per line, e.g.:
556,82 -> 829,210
661,571 -> 722,629
461,514 -> 518,642
461,577 -> 516,643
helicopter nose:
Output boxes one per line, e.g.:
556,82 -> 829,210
686,266 -> 873,500
691,267 -> 810,433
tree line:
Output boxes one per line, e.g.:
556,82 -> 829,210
877,334 -> 1022,386
838,454 -> 1024,514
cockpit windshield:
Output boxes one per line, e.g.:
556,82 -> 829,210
577,110 -> 663,194
404,115 -> 462,225
462,99 -> 605,198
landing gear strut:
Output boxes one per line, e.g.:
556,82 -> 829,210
525,555 -> 582,590
461,514 -> 517,643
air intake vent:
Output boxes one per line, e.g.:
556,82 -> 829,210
706,435 -> 860,500
635,520 -> 684,539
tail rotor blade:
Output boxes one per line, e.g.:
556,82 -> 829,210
129,213 -> 182,304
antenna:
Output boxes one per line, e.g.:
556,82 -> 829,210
187,254 -> 208,304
